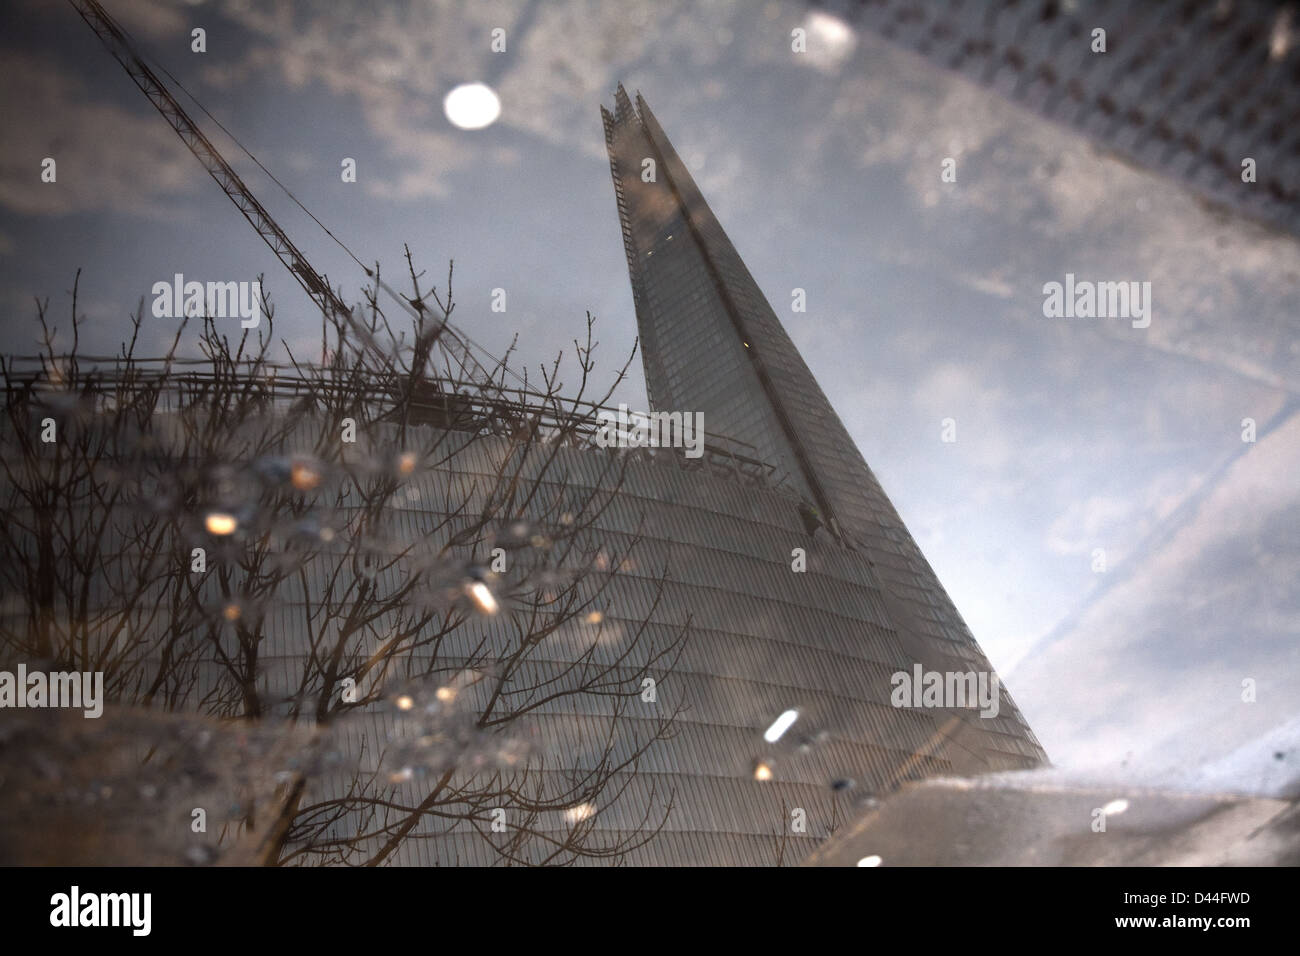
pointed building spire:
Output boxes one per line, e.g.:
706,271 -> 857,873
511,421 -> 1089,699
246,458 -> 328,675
601,88 -> 1046,774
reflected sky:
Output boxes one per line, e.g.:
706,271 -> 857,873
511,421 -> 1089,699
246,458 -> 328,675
1,0 -> 1297,780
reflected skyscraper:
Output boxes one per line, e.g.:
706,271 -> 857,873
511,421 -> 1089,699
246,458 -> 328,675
602,85 -> 1046,779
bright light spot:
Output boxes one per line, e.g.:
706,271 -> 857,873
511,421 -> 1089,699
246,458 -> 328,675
856,854 -> 883,867
763,709 -> 799,743
467,581 -> 499,615
803,11 -> 857,71
395,695 -> 414,711
586,611 -> 604,624
436,686 -> 456,703
443,83 -> 501,130
222,603 -> 240,621
1270,9 -> 1293,60
388,766 -> 414,784
1102,798 -> 1129,816
753,761 -> 774,781
564,803 -> 595,824
205,512 -> 238,536
809,11 -> 852,45
397,452 -> 417,476
291,459 -> 322,490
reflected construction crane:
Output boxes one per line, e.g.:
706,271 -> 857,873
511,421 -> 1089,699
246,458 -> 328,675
68,0 -> 493,385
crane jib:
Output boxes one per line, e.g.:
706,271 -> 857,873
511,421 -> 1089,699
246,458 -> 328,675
68,0 -> 491,383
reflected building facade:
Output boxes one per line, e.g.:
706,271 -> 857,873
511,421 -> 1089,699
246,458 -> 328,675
320,88 -> 1048,866
819,0 -> 1300,236
602,84 -> 1045,779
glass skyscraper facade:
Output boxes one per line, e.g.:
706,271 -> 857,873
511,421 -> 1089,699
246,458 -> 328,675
819,0 -> 1300,237
602,86 -> 1046,783
300,416 -> 1042,864
293,88 -> 1050,865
